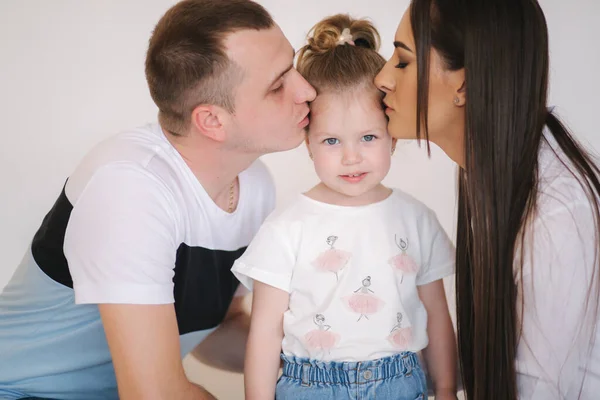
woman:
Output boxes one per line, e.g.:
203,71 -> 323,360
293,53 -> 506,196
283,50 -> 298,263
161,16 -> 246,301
375,0 -> 600,399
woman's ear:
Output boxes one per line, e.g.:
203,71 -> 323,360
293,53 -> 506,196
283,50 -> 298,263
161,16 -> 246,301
449,67 -> 466,107
454,79 -> 466,107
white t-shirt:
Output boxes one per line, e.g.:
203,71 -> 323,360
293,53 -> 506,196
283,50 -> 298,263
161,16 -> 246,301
0,122 -> 275,399
65,124 -> 272,311
232,189 -> 455,362
515,131 -> 600,399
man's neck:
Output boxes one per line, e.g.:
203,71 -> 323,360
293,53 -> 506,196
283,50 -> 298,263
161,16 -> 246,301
163,128 -> 257,202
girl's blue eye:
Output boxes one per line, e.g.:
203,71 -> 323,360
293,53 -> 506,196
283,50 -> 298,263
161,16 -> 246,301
324,138 -> 339,145
362,135 -> 376,142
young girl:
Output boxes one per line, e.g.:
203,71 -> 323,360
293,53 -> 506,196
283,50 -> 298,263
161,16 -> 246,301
232,15 -> 457,400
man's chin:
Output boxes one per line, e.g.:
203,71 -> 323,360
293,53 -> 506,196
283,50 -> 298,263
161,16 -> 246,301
270,132 -> 306,153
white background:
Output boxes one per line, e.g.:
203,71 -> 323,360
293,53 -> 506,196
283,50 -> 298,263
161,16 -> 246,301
2,0 -> 597,290
0,0 -> 598,397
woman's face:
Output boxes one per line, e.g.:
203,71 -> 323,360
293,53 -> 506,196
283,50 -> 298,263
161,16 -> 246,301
375,9 -> 465,150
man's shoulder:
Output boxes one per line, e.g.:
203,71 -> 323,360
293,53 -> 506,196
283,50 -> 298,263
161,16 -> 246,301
77,123 -> 171,172
66,123 -> 182,202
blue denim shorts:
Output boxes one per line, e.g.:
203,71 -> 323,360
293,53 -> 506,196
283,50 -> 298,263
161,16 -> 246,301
276,352 -> 427,399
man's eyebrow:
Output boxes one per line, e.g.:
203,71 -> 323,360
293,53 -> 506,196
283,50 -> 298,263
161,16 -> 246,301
394,41 -> 414,53
267,48 -> 296,89
267,63 -> 293,88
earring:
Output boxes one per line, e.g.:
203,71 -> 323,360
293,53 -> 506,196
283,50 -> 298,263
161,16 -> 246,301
453,96 -> 460,105
391,146 -> 396,155
309,152 -> 314,160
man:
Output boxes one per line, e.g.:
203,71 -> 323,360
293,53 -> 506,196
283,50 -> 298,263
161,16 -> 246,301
0,0 -> 315,399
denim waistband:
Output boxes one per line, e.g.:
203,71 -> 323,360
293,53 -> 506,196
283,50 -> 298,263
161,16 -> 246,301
280,352 -> 420,385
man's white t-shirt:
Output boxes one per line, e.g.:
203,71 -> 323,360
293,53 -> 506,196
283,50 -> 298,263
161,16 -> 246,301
0,123 -> 275,400
232,189 -> 455,361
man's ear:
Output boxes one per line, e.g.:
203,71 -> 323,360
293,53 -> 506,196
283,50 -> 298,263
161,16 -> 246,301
191,104 -> 227,142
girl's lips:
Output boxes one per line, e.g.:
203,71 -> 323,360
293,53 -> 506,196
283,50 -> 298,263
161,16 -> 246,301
340,172 -> 367,183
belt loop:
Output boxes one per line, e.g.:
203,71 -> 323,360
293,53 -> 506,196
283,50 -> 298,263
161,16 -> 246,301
301,362 -> 311,387
405,353 -> 413,376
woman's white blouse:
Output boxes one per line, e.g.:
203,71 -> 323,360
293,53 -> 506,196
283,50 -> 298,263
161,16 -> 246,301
515,131 -> 600,399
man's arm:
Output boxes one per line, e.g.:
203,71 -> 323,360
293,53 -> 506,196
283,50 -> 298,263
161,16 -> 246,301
99,303 -> 216,400
190,293 -> 250,373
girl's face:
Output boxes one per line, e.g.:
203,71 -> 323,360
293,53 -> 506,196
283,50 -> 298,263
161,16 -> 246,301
306,89 -> 394,205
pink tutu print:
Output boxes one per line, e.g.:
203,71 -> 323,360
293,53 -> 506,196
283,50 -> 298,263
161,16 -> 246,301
304,330 -> 340,351
343,276 -> 385,321
388,236 -> 418,283
304,314 -> 340,353
388,327 -> 413,349
312,235 -> 351,280
387,312 -> 412,349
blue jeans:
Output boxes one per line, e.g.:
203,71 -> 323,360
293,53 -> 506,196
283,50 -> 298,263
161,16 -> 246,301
276,352 -> 427,399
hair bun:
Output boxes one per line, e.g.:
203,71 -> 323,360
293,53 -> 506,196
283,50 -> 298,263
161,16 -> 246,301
296,13 -> 385,92
305,14 -> 380,54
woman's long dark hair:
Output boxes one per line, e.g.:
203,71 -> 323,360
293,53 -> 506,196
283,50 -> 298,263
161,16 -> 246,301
410,0 -> 600,398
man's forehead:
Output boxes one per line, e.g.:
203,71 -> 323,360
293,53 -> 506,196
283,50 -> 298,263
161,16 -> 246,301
224,25 -> 292,72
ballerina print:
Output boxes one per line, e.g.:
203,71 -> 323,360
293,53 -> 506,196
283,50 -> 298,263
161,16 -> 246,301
311,235 -> 351,281
342,276 -> 385,321
388,235 -> 419,283
387,312 -> 413,349
304,314 -> 340,355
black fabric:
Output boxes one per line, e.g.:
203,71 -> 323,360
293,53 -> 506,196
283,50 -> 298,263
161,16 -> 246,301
31,185 -> 74,288
173,244 -> 245,335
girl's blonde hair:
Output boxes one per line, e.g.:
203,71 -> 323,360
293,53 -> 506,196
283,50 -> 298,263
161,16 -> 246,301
296,14 -> 386,94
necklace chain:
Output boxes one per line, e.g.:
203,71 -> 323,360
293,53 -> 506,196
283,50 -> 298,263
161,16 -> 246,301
227,179 -> 236,213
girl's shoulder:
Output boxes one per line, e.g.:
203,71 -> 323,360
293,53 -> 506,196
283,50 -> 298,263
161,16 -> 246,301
387,188 -> 438,220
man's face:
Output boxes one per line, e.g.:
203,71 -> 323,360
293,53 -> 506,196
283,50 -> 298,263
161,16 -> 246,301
223,25 -> 316,155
